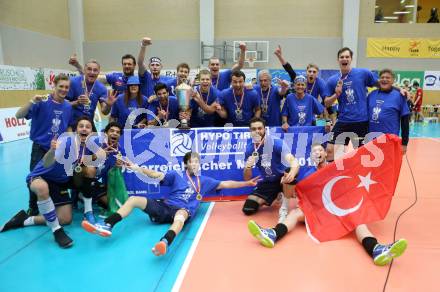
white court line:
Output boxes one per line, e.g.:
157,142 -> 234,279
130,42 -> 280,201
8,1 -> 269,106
171,202 -> 215,292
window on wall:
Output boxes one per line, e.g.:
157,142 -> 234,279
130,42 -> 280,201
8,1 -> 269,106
375,0 -> 440,23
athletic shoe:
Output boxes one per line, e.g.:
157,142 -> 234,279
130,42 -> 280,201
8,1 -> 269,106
88,220 -> 113,237
152,239 -> 168,256
373,239 -> 408,266
0,210 -> 29,232
247,220 -> 276,248
53,227 -> 73,248
81,211 -> 96,233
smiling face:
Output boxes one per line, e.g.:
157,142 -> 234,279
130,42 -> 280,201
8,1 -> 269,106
85,62 -> 100,83
338,50 -> 352,72
122,58 -> 135,76
379,72 -> 394,91
54,79 -> 70,98
105,126 -> 121,145
259,73 -> 271,90
311,144 -> 327,166
128,84 -> 139,95
306,66 -> 319,83
232,75 -> 245,93
177,67 -> 189,82
76,119 -> 93,143
186,157 -> 201,175
294,81 -> 306,95
208,58 -> 221,77
199,73 -> 211,91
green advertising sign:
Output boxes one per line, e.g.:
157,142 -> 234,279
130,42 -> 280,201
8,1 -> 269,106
393,71 -> 424,88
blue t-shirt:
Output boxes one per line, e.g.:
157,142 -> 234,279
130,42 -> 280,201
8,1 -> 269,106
165,78 -> 178,96
296,165 -> 317,183
368,89 -> 410,136
111,94 -> 149,127
190,86 -> 219,127
25,95 -> 72,150
326,68 -> 378,123
147,96 -> 180,123
254,85 -> 283,127
106,72 -> 132,94
212,69 -> 232,91
66,75 -> 108,126
161,171 -> 220,216
307,77 -> 329,103
244,137 -> 290,182
139,71 -> 172,97
282,93 -> 324,126
26,136 -> 98,184
219,88 -> 260,126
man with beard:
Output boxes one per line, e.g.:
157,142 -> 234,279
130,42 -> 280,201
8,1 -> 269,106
241,117 -> 299,216
216,70 -> 261,127
69,54 -> 136,95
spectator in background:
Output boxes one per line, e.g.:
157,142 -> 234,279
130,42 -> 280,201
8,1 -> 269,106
428,8 -> 439,23
412,81 -> 424,122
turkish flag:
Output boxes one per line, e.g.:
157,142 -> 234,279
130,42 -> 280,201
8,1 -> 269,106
296,134 -> 403,242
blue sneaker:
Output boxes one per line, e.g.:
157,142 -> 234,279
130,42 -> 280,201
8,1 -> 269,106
247,220 -> 276,248
81,211 -> 96,234
373,239 -> 408,266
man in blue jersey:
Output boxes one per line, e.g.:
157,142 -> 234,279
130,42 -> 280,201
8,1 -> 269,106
241,117 -> 300,216
137,37 -> 172,99
165,63 -> 191,96
216,70 -> 261,126
16,74 -> 73,216
84,152 -> 260,256
281,75 -> 324,129
66,60 -> 116,129
189,69 -> 221,127
367,69 -> 410,154
247,143 -> 407,266
254,70 -> 289,127
147,83 -> 180,127
69,53 -> 136,95
324,47 -> 378,161
0,117 -> 106,248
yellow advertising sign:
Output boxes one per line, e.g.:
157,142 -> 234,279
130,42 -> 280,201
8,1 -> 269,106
367,38 -> 440,58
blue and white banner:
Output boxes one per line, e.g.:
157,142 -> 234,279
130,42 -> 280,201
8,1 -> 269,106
264,69 -> 339,85
120,126 -> 326,200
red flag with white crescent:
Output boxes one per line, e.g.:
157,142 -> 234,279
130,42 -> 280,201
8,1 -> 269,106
296,134 -> 403,242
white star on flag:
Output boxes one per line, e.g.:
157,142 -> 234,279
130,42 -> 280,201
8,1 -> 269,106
357,172 -> 377,192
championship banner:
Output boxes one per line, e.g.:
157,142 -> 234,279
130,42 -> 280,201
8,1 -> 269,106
120,126 -> 325,200
0,65 -> 45,90
0,107 -> 30,143
423,71 -> 440,91
393,71 -> 424,88
367,38 -> 440,58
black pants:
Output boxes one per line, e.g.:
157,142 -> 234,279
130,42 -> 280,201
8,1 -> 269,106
28,143 -> 48,210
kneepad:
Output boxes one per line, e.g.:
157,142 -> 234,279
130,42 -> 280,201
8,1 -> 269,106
242,199 -> 259,216
77,177 -> 97,198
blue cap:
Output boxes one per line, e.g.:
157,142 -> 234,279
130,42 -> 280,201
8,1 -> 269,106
126,76 -> 140,86
294,75 -> 307,84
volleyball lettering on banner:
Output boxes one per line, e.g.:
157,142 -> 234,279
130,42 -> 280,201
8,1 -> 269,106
120,126 -> 325,200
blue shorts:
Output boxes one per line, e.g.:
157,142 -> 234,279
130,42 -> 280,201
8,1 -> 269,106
143,199 -> 181,224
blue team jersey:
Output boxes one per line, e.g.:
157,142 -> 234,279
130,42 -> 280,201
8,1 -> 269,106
212,70 -> 232,90
282,93 -> 324,126
106,72 -> 132,94
190,86 -> 219,127
147,96 -> 180,124
368,88 -> 410,136
96,143 -> 125,184
326,68 -> 378,123
139,71 -> 172,97
161,171 -> 220,216
307,77 -> 329,103
244,137 -> 290,182
25,95 -> 72,150
296,165 -> 317,183
26,136 -> 99,184
219,88 -> 260,126
254,85 -> 283,127
165,78 -> 178,96
111,94 -> 148,127
66,75 -> 108,126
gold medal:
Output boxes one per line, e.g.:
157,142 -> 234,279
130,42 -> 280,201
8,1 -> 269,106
186,170 -> 202,201
74,164 -> 82,173
196,193 -> 202,201
116,151 -> 122,159
252,151 -> 259,158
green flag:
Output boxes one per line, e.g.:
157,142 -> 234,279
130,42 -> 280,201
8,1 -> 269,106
106,167 -> 129,214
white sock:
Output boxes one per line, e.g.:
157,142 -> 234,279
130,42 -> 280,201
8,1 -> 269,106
37,198 -> 61,232
24,216 -> 35,226
281,195 -> 290,210
83,197 -> 93,213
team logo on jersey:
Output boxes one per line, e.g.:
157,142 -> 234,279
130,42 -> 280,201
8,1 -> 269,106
298,111 -> 306,125
345,88 -> 355,104
371,100 -> 384,123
